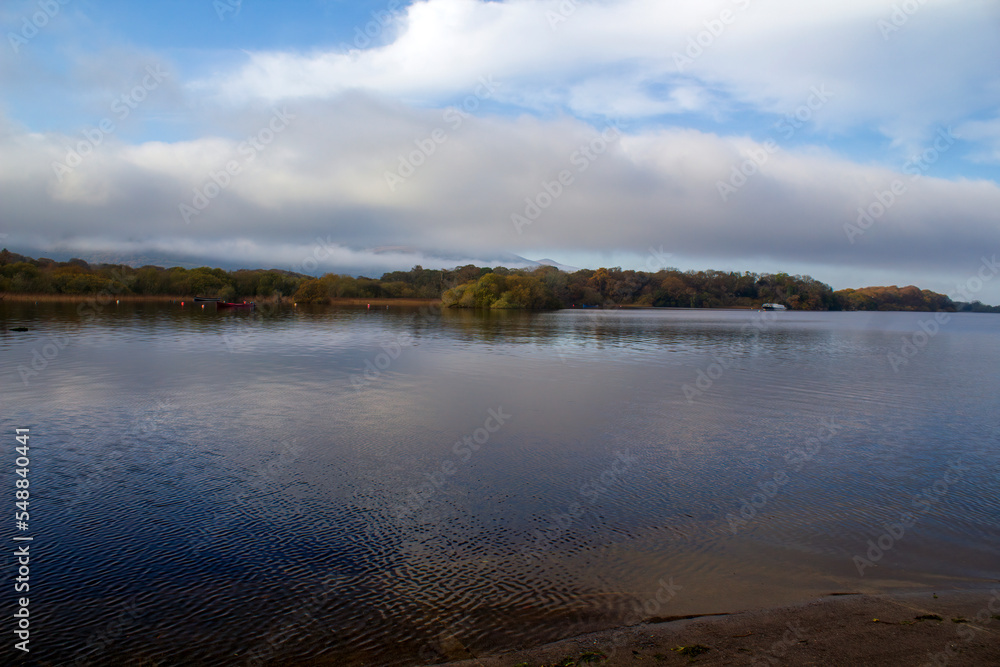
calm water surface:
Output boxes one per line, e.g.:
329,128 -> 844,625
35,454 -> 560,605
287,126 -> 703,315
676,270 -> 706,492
1,302 -> 998,665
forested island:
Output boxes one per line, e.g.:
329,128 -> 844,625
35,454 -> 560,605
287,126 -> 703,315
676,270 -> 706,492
1,249 -> 997,312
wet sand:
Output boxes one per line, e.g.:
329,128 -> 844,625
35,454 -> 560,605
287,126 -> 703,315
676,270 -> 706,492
431,589 -> 1000,666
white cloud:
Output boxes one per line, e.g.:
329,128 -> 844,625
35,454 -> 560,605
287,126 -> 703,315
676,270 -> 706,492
194,0 -> 998,150
2,93 -> 998,298
956,115 -> 1000,163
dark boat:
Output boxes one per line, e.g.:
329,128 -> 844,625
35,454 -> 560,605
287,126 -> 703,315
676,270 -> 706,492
217,301 -> 255,309
194,296 -> 221,302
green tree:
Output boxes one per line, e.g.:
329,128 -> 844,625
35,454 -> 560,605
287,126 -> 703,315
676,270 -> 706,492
293,278 -> 329,304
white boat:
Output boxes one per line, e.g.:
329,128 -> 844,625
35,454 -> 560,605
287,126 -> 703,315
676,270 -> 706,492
761,303 -> 787,311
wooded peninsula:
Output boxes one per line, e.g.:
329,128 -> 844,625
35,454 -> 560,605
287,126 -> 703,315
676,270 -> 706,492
1,249 -> 996,312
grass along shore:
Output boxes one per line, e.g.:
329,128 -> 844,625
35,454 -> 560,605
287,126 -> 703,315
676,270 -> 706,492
0,293 -> 183,302
0,293 -> 441,307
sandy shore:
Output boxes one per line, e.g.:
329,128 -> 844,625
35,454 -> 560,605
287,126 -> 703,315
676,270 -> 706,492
431,589 -> 1000,666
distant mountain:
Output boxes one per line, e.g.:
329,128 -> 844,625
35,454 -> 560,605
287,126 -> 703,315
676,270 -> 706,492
6,243 -> 581,276
532,258 -> 581,272
368,247 -> 580,271
10,247 -> 212,271
370,247 -> 531,267
70,252 -> 205,270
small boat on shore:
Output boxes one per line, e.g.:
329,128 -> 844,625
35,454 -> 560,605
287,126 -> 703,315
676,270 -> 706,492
761,303 -> 787,311
217,301 -> 255,309
194,296 -> 221,302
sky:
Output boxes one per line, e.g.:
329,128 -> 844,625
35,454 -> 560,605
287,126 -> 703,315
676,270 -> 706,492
1,0 -> 999,302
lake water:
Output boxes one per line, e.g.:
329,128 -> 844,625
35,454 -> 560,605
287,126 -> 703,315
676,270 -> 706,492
2,302 -> 999,665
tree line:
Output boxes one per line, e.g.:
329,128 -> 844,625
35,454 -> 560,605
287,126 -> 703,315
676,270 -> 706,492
0,250 -> 300,301
1,249 -> 996,312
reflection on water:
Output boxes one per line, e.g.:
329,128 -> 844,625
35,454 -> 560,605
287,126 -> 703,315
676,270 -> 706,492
1,302 -> 999,665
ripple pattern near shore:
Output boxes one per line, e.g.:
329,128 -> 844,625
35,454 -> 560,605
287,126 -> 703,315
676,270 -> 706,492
2,304 -> 999,665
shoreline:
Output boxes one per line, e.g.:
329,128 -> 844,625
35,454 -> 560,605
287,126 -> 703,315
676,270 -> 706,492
324,297 -> 441,307
0,295 -> 987,314
0,293 -> 184,302
0,294 -> 441,307
429,588 -> 1000,666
